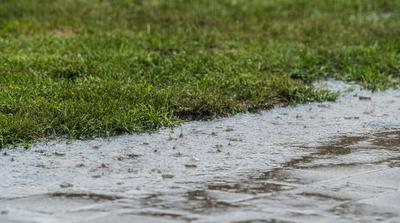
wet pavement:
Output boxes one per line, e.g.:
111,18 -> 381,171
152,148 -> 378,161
1,81 -> 400,223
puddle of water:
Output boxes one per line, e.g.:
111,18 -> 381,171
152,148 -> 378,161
1,80 -> 400,222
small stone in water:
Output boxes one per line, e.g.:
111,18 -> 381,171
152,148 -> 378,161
54,152 -> 65,157
185,164 -> 197,168
162,174 -> 174,179
60,182 -> 73,188
359,96 -> 371,100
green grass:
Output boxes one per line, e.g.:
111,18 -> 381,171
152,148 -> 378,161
0,0 -> 399,148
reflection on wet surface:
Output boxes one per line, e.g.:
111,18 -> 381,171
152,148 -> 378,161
1,130 -> 400,222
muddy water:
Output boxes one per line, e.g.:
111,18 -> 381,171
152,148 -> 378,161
1,81 -> 400,223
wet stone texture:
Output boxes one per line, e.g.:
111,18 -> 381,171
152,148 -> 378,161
1,81 -> 400,223
231,131 -> 400,223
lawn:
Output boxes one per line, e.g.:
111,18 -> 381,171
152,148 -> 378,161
0,0 -> 399,148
